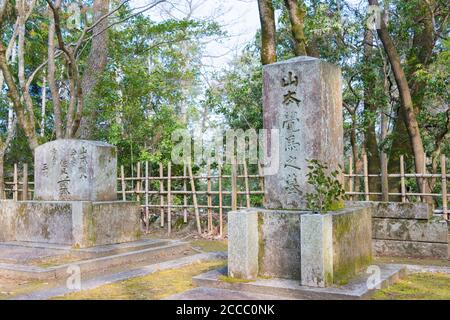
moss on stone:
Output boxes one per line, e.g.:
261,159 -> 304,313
190,240 -> 227,252
329,200 -> 345,212
84,204 -> 97,246
257,213 -> 264,274
333,214 -> 352,242
333,254 -> 372,286
218,275 -> 255,283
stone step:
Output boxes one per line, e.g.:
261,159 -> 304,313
192,265 -> 406,300
0,239 -> 189,281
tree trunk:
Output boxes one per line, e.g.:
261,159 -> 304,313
363,29 -> 381,199
77,0 -> 110,139
257,0 -> 277,65
283,0 -> 307,56
368,0 -> 428,197
0,43 -> 39,152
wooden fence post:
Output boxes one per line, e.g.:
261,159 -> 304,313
381,153 -> 389,202
243,160 -> 251,208
188,162 -> 202,234
231,157 -> 237,210
159,163 -> 164,228
441,155 -> 447,220
13,163 -> 18,201
145,161 -> 149,233
422,153 -> 427,203
218,162 -> 223,237
183,163 -> 188,223
167,162 -> 172,235
257,161 -> 265,204
363,154 -> 369,201
136,162 -> 141,203
348,156 -> 353,201
400,155 -> 406,203
121,165 -> 126,201
22,163 -> 28,201
207,160 -> 212,233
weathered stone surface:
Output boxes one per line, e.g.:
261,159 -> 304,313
34,139 -> 117,201
228,209 -> 259,279
258,210 -> 302,279
263,57 -> 343,209
345,201 -> 433,220
0,200 -> 18,241
373,239 -> 448,259
0,200 -> 141,248
300,213 -> 333,287
331,206 -> 372,284
75,201 -> 142,247
373,217 -> 448,243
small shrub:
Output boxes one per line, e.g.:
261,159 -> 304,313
305,159 -> 347,213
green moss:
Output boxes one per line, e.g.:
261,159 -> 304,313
218,275 -> 255,283
325,271 -> 334,286
257,213 -> 264,273
55,259 -> 226,300
190,240 -> 228,252
84,204 -> 97,246
333,214 -> 352,242
328,200 -> 345,212
372,272 -> 450,300
333,254 -> 373,286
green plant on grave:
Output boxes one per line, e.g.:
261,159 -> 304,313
305,159 -> 347,213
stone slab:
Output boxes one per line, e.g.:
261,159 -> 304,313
34,139 -> 117,201
192,265 -> 406,300
373,239 -> 448,260
228,206 -> 372,286
166,287 -> 291,300
300,213 -> 333,287
0,239 -> 190,280
346,201 -> 433,220
258,210 -> 302,279
373,217 -> 448,243
227,209 -> 259,279
13,252 -> 225,300
331,206 -> 373,284
0,200 -> 141,248
263,57 -> 343,209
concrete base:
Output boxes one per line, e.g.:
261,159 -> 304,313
228,205 -> 372,287
0,239 -> 189,280
0,200 -> 141,248
193,264 -> 406,300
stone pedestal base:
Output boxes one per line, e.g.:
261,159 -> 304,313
0,200 -> 141,248
228,205 -> 372,287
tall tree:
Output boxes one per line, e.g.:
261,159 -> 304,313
368,0 -> 429,196
283,0 -> 307,56
257,0 -> 277,64
78,0 -> 110,139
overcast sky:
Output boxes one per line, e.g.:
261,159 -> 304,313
131,0 -> 364,71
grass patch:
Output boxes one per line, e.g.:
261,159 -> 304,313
54,259 -> 226,300
190,240 -> 228,252
372,272 -> 450,300
0,279 -> 50,300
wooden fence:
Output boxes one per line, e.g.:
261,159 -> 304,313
3,154 -> 449,236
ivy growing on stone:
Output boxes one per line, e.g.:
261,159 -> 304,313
305,159 -> 347,213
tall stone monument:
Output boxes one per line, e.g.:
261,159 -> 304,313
228,57 -> 372,287
263,56 -> 344,209
0,139 -> 141,248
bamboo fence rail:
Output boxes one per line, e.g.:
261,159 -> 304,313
3,154 -> 449,236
